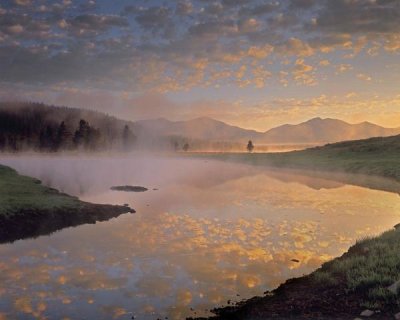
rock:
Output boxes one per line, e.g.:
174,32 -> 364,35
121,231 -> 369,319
394,223 -> 400,230
110,185 -> 148,192
394,312 -> 400,320
291,259 -> 300,263
388,280 -> 400,294
360,309 -> 375,317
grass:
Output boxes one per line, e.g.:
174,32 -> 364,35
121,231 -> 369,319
193,135 -> 400,181
0,164 -> 81,217
313,228 -> 400,309
0,164 -> 133,243
207,229 -> 400,319
192,135 -> 400,319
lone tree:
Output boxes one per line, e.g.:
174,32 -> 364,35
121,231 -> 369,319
183,143 -> 190,152
247,140 -> 254,153
122,125 -> 135,151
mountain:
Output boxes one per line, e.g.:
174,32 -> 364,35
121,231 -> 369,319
134,116 -> 400,144
133,116 -> 264,142
261,117 -> 400,143
1,102 -> 399,152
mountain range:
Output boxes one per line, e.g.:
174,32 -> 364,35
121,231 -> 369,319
133,116 -> 400,144
1,102 -> 399,149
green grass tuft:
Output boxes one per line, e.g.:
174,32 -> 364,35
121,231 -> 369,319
316,228 -> 400,308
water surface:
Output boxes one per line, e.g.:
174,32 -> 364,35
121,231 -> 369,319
1,155 -> 400,320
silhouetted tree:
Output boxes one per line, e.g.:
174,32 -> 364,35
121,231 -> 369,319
39,125 -> 55,150
73,120 -> 87,148
122,125 -> 136,151
247,140 -> 254,153
55,121 -> 72,150
73,119 -> 100,150
0,102 -> 136,152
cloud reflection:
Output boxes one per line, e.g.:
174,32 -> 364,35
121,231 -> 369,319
0,158 -> 400,319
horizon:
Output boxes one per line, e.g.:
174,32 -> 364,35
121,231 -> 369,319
0,0 -> 399,130
2,2 -> 400,317
3,100 -> 400,133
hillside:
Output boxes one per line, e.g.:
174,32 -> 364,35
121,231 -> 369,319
198,134 -> 400,182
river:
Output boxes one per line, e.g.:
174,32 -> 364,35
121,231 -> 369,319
0,154 -> 399,320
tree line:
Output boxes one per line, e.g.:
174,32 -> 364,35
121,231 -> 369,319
0,106 -> 136,152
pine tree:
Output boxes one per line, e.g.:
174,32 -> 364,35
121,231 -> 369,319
247,140 -> 254,153
122,125 -> 135,151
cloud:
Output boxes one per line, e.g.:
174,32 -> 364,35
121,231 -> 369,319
67,14 -> 128,36
357,73 -> 372,81
313,0 -> 400,34
14,0 -> 31,6
0,0 -> 398,102
335,63 -> 353,74
289,0 -> 316,9
319,59 -> 330,66
292,59 -> 316,85
176,0 -> 193,15
277,38 -> 314,57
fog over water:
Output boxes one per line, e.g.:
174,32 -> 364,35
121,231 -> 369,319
1,154 -> 400,320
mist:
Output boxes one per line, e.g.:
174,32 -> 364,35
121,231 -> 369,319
0,153 -> 261,198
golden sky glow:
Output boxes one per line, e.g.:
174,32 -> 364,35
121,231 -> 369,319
0,0 -> 399,129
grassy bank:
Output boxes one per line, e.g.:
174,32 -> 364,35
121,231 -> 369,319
190,135 -> 400,319
195,227 -> 400,320
0,164 -> 134,243
196,135 -> 400,182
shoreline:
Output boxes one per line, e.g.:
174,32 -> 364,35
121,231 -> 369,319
0,164 -> 134,244
191,227 -> 400,320
0,202 -> 134,244
187,137 -> 400,319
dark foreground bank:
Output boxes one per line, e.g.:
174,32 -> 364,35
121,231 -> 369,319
0,164 -> 134,243
191,227 -> 400,320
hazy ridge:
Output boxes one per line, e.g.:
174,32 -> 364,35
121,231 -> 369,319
1,102 -> 399,152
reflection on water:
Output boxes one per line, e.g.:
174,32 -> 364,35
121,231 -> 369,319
1,155 -> 400,320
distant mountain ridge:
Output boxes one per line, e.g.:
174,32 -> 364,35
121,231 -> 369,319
262,117 -> 400,143
1,102 -> 399,150
134,116 -> 400,144
133,116 -> 264,141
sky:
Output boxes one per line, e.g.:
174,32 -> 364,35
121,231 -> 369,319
0,0 -> 400,131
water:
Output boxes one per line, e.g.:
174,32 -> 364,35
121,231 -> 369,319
1,155 -> 400,320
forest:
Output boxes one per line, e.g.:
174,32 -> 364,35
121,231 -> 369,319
0,102 -> 136,152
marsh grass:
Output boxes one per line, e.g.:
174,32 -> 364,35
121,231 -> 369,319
313,228 -> 400,308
